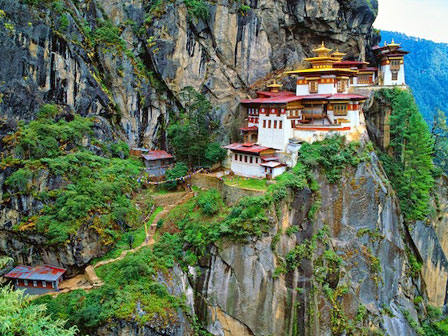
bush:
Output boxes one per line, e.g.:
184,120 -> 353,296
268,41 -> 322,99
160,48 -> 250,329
183,0 -> 209,21
165,162 -> 188,190
196,189 -> 221,215
205,142 -> 226,166
5,168 -> 33,192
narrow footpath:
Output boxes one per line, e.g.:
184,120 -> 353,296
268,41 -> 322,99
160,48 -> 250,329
45,192 -> 194,297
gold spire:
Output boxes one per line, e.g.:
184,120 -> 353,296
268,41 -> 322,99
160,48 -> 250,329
267,80 -> 283,92
388,39 -> 400,47
313,41 -> 332,55
332,48 -> 346,60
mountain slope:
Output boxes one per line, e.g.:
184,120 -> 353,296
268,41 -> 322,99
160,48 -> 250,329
381,31 -> 448,121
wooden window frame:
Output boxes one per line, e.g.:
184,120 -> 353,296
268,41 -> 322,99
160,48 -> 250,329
268,120 -> 271,128
274,120 -> 277,129
263,120 -> 266,128
333,104 -> 348,116
279,121 -> 283,129
309,81 -> 318,93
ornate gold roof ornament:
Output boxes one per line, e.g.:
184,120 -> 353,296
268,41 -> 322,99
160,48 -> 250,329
313,41 -> 332,56
267,79 -> 283,92
388,39 -> 400,47
332,48 -> 346,59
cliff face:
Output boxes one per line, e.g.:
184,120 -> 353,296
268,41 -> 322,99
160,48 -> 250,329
0,0 -> 378,147
190,155 -> 420,336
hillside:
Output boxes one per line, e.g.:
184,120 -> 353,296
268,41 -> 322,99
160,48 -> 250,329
381,31 -> 448,122
2,1 -> 448,336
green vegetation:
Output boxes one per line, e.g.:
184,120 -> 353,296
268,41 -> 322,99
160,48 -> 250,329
165,162 -> 188,190
92,207 -> 163,264
376,88 -> 435,222
168,87 -> 224,168
381,31 -> 448,122
2,105 -> 143,245
36,247 -> 183,334
1,286 -> 77,336
184,0 -> 209,21
431,109 -> 448,174
223,175 -> 269,190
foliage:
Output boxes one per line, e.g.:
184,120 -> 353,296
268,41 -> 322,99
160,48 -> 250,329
381,31 -> 448,122
205,142 -> 227,166
7,107 -> 93,160
168,87 -> 220,168
431,109 -> 448,174
164,162 -> 188,190
377,88 -> 435,222
223,175 -> 269,191
5,168 -> 33,193
183,0 -> 209,21
93,19 -> 126,50
3,109 -> 142,245
297,135 -> 367,183
36,248 -> 182,333
197,189 -> 222,215
0,285 -> 77,336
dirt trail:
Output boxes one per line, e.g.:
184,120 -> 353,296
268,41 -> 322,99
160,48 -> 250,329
42,192 -> 194,297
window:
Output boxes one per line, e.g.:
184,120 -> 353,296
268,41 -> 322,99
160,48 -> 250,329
350,77 -> 354,84
279,121 -> 283,129
274,120 -> 277,129
333,104 -> 347,116
391,59 -> 401,70
24,280 -> 28,286
392,71 -> 398,80
239,154 -> 243,161
337,80 -> 347,93
268,120 -> 271,128
52,282 -> 55,289
309,81 -> 318,93
263,120 -> 266,128
42,281 -> 46,287
234,154 -> 237,160
276,109 -> 281,117
256,157 -> 259,163
250,156 -> 253,164
244,156 -> 248,163
33,281 -> 37,287
291,120 -> 295,128
358,74 -> 371,84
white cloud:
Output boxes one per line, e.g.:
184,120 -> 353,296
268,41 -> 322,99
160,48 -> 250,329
375,0 -> 448,43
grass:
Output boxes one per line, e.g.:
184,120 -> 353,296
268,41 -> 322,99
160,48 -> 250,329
223,175 -> 269,191
92,206 -> 163,264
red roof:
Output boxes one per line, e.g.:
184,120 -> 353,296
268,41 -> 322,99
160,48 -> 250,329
142,150 -> 173,161
240,126 -> 258,131
241,93 -> 301,104
224,143 -> 273,154
256,91 -> 296,98
5,265 -> 66,281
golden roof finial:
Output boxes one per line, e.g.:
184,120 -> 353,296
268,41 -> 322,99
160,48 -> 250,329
332,48 -> 346,58
267,79 -> 283,88
388,39 -> 400,47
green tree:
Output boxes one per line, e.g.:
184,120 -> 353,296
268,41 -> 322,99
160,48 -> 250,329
168,87 -> 220,168
165,162 -> 188,190
431,109 -> 448,174
0,286 -> 78,336
205,142 -> 227,166
379,88 -> 435,221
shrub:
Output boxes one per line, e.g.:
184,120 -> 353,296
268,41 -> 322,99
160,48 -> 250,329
184,0 -> 209,21
205,142 -> 226,166
165,162 -> 188,190
5,168 -> 33,192
196,189 -> 221,215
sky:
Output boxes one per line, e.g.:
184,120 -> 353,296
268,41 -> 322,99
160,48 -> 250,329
374,0 -> 448,43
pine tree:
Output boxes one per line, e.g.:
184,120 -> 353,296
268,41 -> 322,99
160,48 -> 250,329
379,88 -> 435,222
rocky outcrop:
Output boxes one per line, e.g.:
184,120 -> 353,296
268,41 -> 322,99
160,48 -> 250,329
0,0 -> 378,147
191,154 -> 420,336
